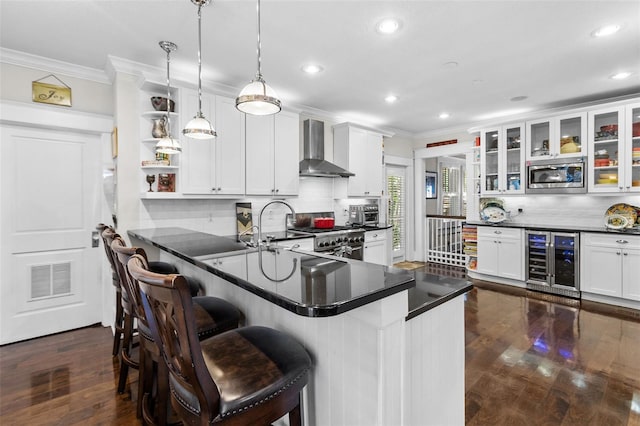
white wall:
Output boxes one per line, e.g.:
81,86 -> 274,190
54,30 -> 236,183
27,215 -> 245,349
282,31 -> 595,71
0,62 -> 113,115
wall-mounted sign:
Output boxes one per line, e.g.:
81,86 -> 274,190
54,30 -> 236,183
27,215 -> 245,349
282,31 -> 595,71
426,139 -> 457,148
32,74 -> 72,107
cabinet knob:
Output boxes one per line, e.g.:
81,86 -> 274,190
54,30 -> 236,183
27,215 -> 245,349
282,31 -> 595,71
217,187 -> 221,191
616,239 -> 628,244
211,188 -> 215,192
275,189 -> 279,193
616,251 -> 621,255
623,252 -> 628,256
494,230 -> 502,234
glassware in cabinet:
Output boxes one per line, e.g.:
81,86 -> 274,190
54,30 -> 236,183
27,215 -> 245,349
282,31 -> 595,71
588,106 -> 623,192
626,103 -> 640,191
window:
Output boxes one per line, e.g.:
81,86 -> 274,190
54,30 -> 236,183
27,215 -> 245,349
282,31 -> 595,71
387,166 -> 406,257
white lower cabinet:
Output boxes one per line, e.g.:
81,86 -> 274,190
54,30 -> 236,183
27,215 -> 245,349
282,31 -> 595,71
364,230 -> 389,265
581,233 -> 640,301
476,226 -> 524,280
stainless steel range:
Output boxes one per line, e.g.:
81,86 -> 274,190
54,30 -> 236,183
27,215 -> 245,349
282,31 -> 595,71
287,213 -> 365,260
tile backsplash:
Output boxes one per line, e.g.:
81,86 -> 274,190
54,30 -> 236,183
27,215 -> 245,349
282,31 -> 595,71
497,194 -> 640,228
138,177 -> 352,236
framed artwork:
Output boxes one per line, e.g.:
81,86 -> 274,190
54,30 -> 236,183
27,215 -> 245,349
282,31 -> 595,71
157,173 -> 176,192
111,127 -> 118,158
236,203 -> 253,239
425,171 -> 437,199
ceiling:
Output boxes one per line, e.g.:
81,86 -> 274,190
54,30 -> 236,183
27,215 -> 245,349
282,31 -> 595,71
1,0 -> 639,137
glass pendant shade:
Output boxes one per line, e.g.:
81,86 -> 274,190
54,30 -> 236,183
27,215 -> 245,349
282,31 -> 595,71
156,135 -> 182,154
235,0 -> 281,115
183,0 -> 216,139
183,113 -> 216,139
236,77 -> 281,115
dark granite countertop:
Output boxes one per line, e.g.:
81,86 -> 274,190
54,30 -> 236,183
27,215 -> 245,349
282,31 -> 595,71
465,220 -> 640,235
406,272 -> 473,320
128,227 -> 415,318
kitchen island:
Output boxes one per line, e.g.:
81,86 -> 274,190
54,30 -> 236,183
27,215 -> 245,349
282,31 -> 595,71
129,227 -> 471,426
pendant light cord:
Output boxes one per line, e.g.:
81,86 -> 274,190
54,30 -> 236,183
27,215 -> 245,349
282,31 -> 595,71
197,4 -> 204,117
165,47 -> 172,135
256,0 -> 262,81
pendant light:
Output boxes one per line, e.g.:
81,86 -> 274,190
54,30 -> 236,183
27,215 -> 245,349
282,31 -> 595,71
156,41 -> 182,154
183,0 -> 217,139
235,0 -> 281,115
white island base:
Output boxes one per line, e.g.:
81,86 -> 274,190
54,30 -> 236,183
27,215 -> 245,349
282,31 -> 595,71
153,250 -> 466,426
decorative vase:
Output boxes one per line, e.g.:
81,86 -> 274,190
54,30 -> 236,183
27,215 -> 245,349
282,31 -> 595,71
150,97 -> 175,112
151,117 -> 167,138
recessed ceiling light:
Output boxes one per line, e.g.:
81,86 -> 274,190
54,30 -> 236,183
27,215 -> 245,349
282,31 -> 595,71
511,96 -> 528,102
439,113 -> 450,119
384,95 -> 398,103
592,24 -> 621,37
610,72 -> 632,80
376,18 -> 401,34
301,64 -> 324,74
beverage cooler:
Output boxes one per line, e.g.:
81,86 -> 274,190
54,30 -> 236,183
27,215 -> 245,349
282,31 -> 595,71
525,231 -> 580,298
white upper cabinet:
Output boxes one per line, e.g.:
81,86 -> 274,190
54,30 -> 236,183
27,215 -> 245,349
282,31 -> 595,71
480,123 -> 525,195
180,90 -> 245,196
333,123 -> 384,197
526,112 -> 586,160
587,105 -> 626,193
587,102 -> 640,193
245,110 -> 300,196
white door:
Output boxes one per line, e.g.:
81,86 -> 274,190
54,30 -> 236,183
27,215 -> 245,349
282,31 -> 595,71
1,125 -> 102,344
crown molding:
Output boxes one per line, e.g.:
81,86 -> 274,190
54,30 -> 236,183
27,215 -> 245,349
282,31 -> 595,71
0,48 -> 110,84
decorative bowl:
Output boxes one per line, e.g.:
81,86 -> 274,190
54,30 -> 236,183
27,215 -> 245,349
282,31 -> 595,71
150,97 -> 175,112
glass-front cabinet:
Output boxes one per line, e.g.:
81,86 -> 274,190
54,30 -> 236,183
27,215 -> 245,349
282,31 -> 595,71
480,123 -> 525,194
526,112 -> 586,160
587,105 -> 628,193
625,102 -> 640,192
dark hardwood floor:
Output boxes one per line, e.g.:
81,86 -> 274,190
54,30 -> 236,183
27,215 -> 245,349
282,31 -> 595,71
1,266 -> 639,425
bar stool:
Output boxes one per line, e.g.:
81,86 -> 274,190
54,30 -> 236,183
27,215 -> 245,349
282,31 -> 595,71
128,253 -> 312,426
96,224 -> 127,356
111,237 -> 243,424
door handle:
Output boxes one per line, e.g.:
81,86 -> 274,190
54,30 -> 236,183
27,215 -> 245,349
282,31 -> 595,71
91,230 -> 100,248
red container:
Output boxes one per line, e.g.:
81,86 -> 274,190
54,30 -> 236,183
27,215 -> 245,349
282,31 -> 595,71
633,122 -> 640,137
313,217 -> 335,229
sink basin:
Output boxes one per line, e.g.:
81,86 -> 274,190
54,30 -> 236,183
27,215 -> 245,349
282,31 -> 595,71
192,238 -> 257,261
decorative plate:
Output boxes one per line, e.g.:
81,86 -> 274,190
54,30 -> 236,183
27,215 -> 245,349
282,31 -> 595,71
480,205 -> 507,223
604,214 -> 629,230
605,203 -> 637,229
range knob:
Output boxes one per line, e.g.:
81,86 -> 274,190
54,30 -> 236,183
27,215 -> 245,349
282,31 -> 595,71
349,238 -> 355,243
336,237 -> 342,243
318,241 -> 326,247
358,236 -> 365,242
331,241 -> 336,246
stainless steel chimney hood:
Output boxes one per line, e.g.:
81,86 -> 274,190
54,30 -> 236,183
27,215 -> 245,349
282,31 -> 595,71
299,119 -> 354,178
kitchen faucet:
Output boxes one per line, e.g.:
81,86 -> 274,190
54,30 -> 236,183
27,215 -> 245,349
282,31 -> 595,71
256,200 -> 298,283
238,225 -> 259,247
257,200 -> 296,248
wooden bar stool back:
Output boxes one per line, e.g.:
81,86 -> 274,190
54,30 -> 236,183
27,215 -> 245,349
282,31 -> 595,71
97,223 -> 125,356
128,254 -> 312,426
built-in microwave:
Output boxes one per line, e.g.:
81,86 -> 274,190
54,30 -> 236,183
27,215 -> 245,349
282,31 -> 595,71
526,158 -> 587,194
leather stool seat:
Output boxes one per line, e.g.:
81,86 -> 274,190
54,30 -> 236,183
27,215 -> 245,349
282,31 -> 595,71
171,326 -> 311,420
